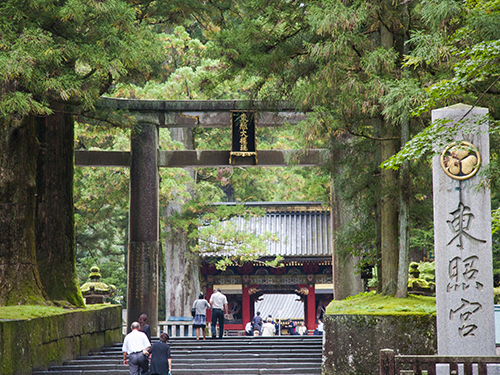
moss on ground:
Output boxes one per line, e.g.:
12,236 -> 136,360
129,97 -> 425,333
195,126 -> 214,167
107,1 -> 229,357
0,304 -> 112,320
326,291 -> 436,316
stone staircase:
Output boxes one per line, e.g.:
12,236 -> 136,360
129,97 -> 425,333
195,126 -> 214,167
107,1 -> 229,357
32,336 -> 322,375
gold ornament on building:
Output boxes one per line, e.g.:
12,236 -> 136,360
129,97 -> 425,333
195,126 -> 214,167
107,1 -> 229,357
440,141 -> 481,180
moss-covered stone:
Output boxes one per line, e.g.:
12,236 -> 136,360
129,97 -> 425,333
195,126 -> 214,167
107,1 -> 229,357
0,305 -> 122,375
322,293 -> 436,375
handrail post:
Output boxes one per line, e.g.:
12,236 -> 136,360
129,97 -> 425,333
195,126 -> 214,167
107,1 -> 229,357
380,349 -> 395,375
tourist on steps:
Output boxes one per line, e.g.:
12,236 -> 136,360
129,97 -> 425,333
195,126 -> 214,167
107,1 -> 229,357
209,288 -> 229,339
251,311 -> 263,335
297,322 -> 308,335
245,321 -> 253,336
122,321 -> 151,375
192,292 -> 211,340
261,317 -> 275,336
139,313 -> 152,342
148,332 -> 172,375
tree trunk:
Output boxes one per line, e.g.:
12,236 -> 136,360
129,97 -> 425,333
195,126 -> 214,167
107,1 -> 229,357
396,118 -> 410,298
0,115 -> 47,305
380,118 -> 399,295
378,20 -> 400,296
331,171 -> 363,300
35,103 -> 85,307
395,3 -> 411,298
164,128 -> 200,318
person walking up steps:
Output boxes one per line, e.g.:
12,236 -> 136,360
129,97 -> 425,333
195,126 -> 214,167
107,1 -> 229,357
122,321 -> 151,375
209,288 -> 228,339
148,332 -> 172,375
139,313 -> 151,342
192,292 -> 210,340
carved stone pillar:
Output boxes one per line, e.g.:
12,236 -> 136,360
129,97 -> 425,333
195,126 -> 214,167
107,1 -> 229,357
127,122 -> 159,336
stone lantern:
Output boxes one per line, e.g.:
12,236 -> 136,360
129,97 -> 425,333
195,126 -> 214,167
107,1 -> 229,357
80,266 -> 117,304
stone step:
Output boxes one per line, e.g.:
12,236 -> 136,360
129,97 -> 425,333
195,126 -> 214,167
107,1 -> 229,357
73,354 -> 321,363
44,361 -> 320,371
104,341 -> 322,350
33,370 -> 320,375
93,347 -> 321,356
66,357 -> 321,368
107,336 -> 322,346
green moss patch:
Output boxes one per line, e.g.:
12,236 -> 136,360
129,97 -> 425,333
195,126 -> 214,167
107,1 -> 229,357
0,304 -> 112,320
326,291 -> 436,315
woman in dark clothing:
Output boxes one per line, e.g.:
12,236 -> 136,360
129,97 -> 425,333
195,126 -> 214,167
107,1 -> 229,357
139,313 -> 152,342
148,332 -> 172,375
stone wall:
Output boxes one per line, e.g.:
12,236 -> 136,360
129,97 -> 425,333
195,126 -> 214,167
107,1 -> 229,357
0,305 -> 122,375
322,313 -> 436,375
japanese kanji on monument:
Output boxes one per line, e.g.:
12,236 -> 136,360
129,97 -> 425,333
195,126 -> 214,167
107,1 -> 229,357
432,104 -> 495,356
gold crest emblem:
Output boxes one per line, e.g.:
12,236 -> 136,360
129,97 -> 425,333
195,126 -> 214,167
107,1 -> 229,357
440,141 -> 481,180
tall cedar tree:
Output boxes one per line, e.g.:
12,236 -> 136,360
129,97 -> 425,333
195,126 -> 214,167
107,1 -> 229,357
0,0 -> 169,306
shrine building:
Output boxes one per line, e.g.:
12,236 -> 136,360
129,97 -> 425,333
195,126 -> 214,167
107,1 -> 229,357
201,201 -> 333,333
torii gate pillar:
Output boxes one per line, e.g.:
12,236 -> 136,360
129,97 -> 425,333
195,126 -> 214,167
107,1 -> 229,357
127,122 -> 159,336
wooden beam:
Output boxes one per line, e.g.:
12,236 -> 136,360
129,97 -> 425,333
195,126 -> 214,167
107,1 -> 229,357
75,149 -> 325,168
160,111 -> 307,128
95,98 -> 307,128
75,150 -> 131,167
97,97 -> 298,111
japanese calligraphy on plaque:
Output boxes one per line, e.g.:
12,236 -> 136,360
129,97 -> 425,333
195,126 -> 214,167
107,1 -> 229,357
440,141 -> 488,338
230,111 -> 257,164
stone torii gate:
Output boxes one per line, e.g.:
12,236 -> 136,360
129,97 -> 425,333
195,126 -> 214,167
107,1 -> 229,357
75,98 -> 323,335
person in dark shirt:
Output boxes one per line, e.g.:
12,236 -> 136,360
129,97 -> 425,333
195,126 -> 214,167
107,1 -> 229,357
139,314 -> 151,342
148,332 -> 172,375
251,311 -> 263,335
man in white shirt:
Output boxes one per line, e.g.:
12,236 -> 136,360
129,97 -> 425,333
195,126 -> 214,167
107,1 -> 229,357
209,288 -> 228,339
261,317 -> 275,336
122,321 -> 151,375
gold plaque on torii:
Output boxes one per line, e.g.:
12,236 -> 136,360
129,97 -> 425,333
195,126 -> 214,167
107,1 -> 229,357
440,141 -> 481,180
230,111 -> 258,165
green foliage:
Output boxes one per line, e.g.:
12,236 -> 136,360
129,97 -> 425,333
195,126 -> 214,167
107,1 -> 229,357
0,0 -> 165,120
383,0 -> 500,170
494,287 -> 500,304
111,25 -> 260,100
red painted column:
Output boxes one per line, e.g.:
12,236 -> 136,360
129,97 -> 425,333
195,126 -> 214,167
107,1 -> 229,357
307,285 -> 316,334
242,286 -> 251,325
206,285 -> 213,322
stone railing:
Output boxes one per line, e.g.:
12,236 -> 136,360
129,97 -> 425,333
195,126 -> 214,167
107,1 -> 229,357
158,318 -> 195,337
379,349 -> 500,375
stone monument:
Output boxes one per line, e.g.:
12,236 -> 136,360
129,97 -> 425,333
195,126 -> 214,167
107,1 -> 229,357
432,104 -> 495,356
80,266 -> 117,304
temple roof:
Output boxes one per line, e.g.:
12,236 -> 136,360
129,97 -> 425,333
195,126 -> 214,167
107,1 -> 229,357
205,202 -> 331,259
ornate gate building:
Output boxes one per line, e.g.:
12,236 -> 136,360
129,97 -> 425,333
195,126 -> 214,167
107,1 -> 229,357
201,202 -> 333,332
